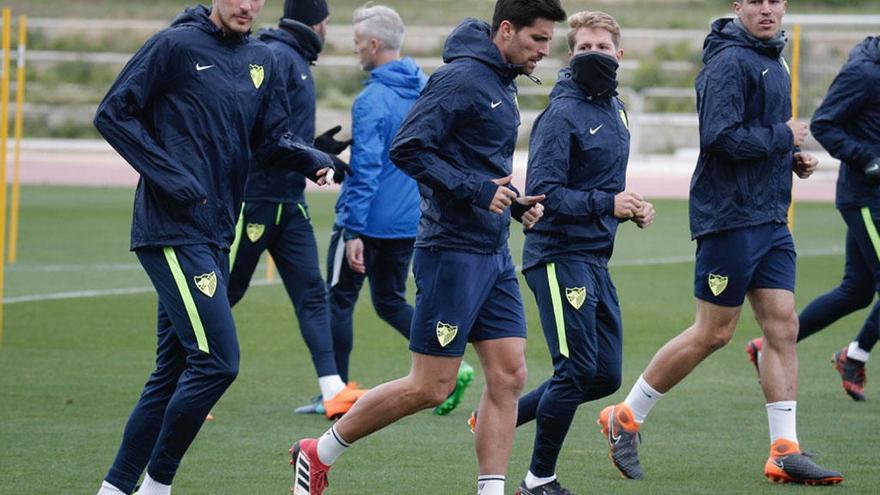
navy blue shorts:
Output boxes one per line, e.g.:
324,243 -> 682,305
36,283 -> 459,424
694,223 -> 796,307
408,248 -> 527,357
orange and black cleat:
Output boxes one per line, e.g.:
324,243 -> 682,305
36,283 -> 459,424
597,403 -> 643,480
323,382 -> 368,420
763,439 -> 843,485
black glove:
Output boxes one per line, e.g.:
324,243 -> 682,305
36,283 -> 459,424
314,126 -> 352,155
330,155 -> 352,184
864,157 -> 880,185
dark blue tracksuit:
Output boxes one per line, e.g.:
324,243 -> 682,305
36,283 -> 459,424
226,22 -> 337,379
327,57 -> 426,381
389,19 -> 528,357
93,6 -> 330,493
516,69 -> 628,477
798,37 -> 880,352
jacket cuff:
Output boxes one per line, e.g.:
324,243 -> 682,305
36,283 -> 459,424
474,181 -> 499,210
511,201 -> 529,222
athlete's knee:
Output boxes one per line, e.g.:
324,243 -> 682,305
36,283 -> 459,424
405,376 -> 456,408
762,313 -> 798,349
485,360 -> 528,398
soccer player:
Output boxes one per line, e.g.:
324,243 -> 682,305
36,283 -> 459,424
225,0 -> 365,420
323,4 -> 477,417
746,36 -> 880,401
597,0 -> 844,485
509,11 -> 654,494
289,1 -> 565,494
92,2 -> 339,494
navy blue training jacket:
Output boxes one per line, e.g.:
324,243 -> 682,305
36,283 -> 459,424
244,23 -> 318,204
523,69 -> 630,271
94,6 -> 330,251
334,57 -> 427,239
811,36 -> 880,211
689,18 -> 795,239
390,19 -> 523,254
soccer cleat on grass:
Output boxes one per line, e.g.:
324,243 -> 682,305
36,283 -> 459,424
467,410 -> 477,434
597,403 -> 643,480
294,395 -> 326,415
746,337 -> 763,377
763,439 -> 843,485
832,347 -> 867,401
323,382 -> 368,420
290,438 -> 331,495
205,411 -> 215,421
434,361 -> 475,416
514,479 -> 574,495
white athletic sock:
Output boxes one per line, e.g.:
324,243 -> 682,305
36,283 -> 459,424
137,473 -> 171,495
624,374 -> 665,423
316,425 -> 349,466
318,375 -> 346,401
847,341 -> 870,363
477,475 -> 505,495
766,401 -> 798,445
524,471 -> 556,489
97,481 -> 126,495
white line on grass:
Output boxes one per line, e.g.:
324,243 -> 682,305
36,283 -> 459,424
5,247 -> 844,304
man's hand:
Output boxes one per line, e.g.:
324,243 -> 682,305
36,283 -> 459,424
345,238 -> 365,274
489,175 -> 518,214
633,201 -> 655,229
314,167 -> 332,186
314,125 -> 352,155
793,151 -> 818,179
786,119 -> 809,148
515,195 -> 545,230
614,191 -> 644,220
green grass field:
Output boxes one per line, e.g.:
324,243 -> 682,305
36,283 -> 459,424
1,186 -> 877,494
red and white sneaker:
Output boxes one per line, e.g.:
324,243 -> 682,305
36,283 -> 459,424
290,438 -> 330,495
745,337 -> 762,377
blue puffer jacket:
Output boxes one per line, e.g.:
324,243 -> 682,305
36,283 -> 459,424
689,18 -> 794,239
334,58 -> 427,238
243,22 -> 320,204
522,68 -> 630,271
94,5 -> 331,251
811,36 -> 880,211
390,18 -> 523,253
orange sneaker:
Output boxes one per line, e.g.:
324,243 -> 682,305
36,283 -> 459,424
763,439 -> 843,485
597,403 -> 643,479
323,382 -> 368,420
205,411 -> 215,421
467,410 -> 477,434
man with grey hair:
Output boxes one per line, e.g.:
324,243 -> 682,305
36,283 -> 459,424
326,4 -> 455,420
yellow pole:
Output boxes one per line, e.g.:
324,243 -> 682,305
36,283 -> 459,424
0,8 -> 11,347
9,15 -> 25,264
787,23 -> 801,230
266,255 -> 276,281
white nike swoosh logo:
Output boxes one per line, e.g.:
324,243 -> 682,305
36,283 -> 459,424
196,64 -> 215,71
762,69 -> 769,76
491,100 -> 502,109
301,74 -> 308,80
590,125 -> 603,135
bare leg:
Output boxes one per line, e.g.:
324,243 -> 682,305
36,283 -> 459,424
643,299 -> 741,392
472,337 -> 528,475
748,289 -> 798,402
333,352 -> 460,443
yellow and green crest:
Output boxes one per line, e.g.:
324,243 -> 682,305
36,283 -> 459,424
619,109 -> 629,130
249,64 -> 264,89
246,223 -> 265,243
194,272 -> 218,298
708,273 -> 728,297
436,321 -> 459,348
565,287 -> 586,310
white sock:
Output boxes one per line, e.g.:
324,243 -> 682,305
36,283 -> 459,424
477,475 -> 505,495
136,473 -> 171,495
766,401 -> 798,445
624,374 -> 665,423
318,375 -> 346,400
97,481 -> 126,495
524,471 -> 555,489
316,425 -> 349,466
847,341 -> 870,363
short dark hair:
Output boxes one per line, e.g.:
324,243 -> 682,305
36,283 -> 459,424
491,0 -> 567,35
